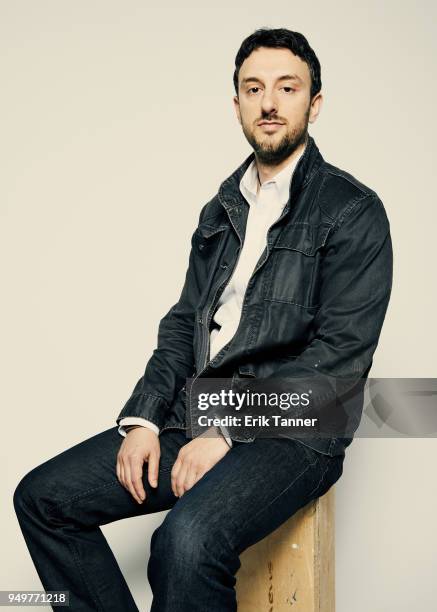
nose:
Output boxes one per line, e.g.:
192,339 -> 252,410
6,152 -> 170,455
260,88 -> 278,116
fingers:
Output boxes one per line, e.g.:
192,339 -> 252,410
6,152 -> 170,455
116,430 -> 161,504
170,457 -> 182,497
147,450 -> 160,489
116,457 -> 124,485
123,458 -> 146,504
171,458 -> 198,498
183,467 -> 198,495
116,452 -> 147,504
175,462 -> 189,498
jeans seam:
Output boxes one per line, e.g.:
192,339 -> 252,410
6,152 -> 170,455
65,533 -> 105,611
48,479 -> 121,513
307,458 -> 331,499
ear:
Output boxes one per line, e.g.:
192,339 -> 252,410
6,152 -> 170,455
233,95 -> 242,125
308,92 -> 323,124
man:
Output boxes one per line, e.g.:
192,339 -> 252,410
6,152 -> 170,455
13,28 -> 392,611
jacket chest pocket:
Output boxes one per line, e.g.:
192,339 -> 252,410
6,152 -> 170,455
192,221 -> 230,307
264,223 -> 331,308
192,222 -> 228,259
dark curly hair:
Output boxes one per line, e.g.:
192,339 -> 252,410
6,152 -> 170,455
233,28 -> 321,100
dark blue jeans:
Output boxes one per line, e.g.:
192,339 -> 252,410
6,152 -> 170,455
13,426 -> 344,611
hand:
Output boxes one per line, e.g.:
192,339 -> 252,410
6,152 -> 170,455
171,427 -> 230,498
116,427 -> 160,504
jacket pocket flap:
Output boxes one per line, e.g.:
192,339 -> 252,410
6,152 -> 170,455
195,222 -> 228,240
192,222 -> 228,254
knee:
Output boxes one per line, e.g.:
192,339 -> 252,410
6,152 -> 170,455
149,512 -> 237,576
13,471 -> 34,515
151,516 -> 206,570
13,465 -> 52,519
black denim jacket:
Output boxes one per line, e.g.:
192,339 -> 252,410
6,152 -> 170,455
116,134 -> 393,457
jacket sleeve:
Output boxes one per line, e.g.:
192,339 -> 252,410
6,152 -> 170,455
115,204 -> 208,431
228,193 -> 393,440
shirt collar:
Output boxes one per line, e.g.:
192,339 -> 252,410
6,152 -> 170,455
239,143 -> 306,208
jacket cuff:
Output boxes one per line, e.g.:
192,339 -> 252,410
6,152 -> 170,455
116,392 -> 169,431
224,423 -> 257,443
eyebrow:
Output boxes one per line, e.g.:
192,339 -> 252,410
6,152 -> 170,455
241,74 -> 304,87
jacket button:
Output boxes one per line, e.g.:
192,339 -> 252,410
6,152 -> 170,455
198,317 -> 203,324
220,262 -> 228,269
199,244 -> 205,250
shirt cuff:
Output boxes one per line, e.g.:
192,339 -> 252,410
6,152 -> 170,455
118,417 -> 160,438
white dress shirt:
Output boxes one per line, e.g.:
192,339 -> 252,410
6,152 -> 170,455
118,145 -> 306,445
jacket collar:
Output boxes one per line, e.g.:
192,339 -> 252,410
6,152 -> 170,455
218,133 -> 324,212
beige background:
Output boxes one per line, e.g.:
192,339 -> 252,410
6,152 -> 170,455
2,1 -> 436,610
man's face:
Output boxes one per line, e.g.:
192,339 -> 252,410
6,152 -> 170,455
234,46 -> 322,165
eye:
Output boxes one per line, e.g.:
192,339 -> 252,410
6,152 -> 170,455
282,87 -> 295,93
248,87 -> 261,94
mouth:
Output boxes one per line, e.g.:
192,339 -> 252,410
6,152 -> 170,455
257,121 -> 285,132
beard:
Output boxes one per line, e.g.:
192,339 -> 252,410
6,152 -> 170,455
241,106 -> 310,166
